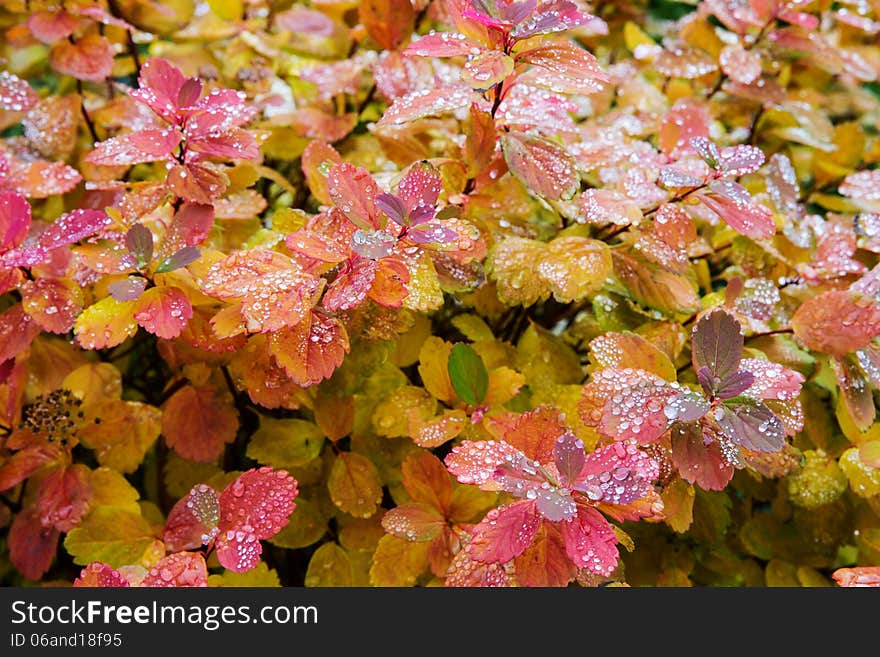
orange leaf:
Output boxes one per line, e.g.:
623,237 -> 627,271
267,311 -> 350,386
162,384 -> 238,462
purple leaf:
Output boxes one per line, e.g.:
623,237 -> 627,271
125,224 -> 154,267
691,308 -> 744,391
155,246 -> 200,273
716,402 -> 785,452
715,369 -> 755,399
375,193 -> 406,225
553,431 -> 585,487
108,276 -> 148,302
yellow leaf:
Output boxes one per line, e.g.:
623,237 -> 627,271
839,447 -> 880,498
402,253 -> 443,313
393,313 -> 432,368
77,400 -> 162,473
270,497 -> 329,549
417,337 -> 456,405
588,332 -> 677,381
623,21 -> 657,52
327,452 -> 383,518
208,562 -> 281,587
661,478 -> 695,533
515,323 -> 582,388
162,453 -> 223,500
451,314 -> 495,343
488,237 -> 549,306
305,543 -> 353,587
88,467 -> 140,515
483,366 -> 526,407
64,508 -> 156,568
408,409 -> 467,447
314,395 -> 355,442
74,297 -> 138,350
369,534 -> 430,586
338,515 -> 386,552
62,362 -> 122,407
247,417 -> 325,469
540,236 -> 612,303
372,386 -> 436,438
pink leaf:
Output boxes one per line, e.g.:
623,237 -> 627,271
381,503 -> 445,542
501,131 -> 579,200
130,58 -> 187,124
516,42 -> 608,95
445,439 -> 527,488
397,161 -> 442,222
717,144 -> 765,177
468,500 -> 542,564
28,11 -> 79,43
719,44 -> 762,85
376,85 -> 473,127
404,32 -> 483,57
659,101 -> 710,158
86,129 -> 181,166
322,257 -> 376,311
575,441 -> 659,505
219,467 -> 298,540
560,504 -> 618,576
833,567 -> 880,587
698,182 -> 775,239
0,71 -> 38,112
142,552 -> 208,587
511,0 -> 598,40
74,562 -> 131,587
9,507 -> 58,581
38,209 -> 111,252
738,358 -> 804,401
840,170 -> 880,201
34,464 -> 92,532
0,190 -> 31,251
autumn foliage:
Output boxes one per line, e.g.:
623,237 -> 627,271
1,0 -> 880,589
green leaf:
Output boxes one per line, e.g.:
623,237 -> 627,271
447,343 -> 489,406
64,508 -> 156,567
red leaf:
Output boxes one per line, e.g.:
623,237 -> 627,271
468,500 -> 542,564
376,85 -> 473,127
133,286 -> 193,339
49,34 -> 115,82
163,483 -> 221,552
74,562 -> 130,587
0,304 -> 41,363
396,161 -> 442,223
560,504 -> 618,576
142,552 -> 208,587
164,203 -> 215,251
162,385 -> 239,462
35,464 -> 92,533
85,129 -> 181,166
267,311 -> 350,386
4,159 -> 82,199
494,405 -> 567,464
0,446 -> 60,492
501,131 -> 579,200
671,423 -> 735,491
9,507 -> 59,581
